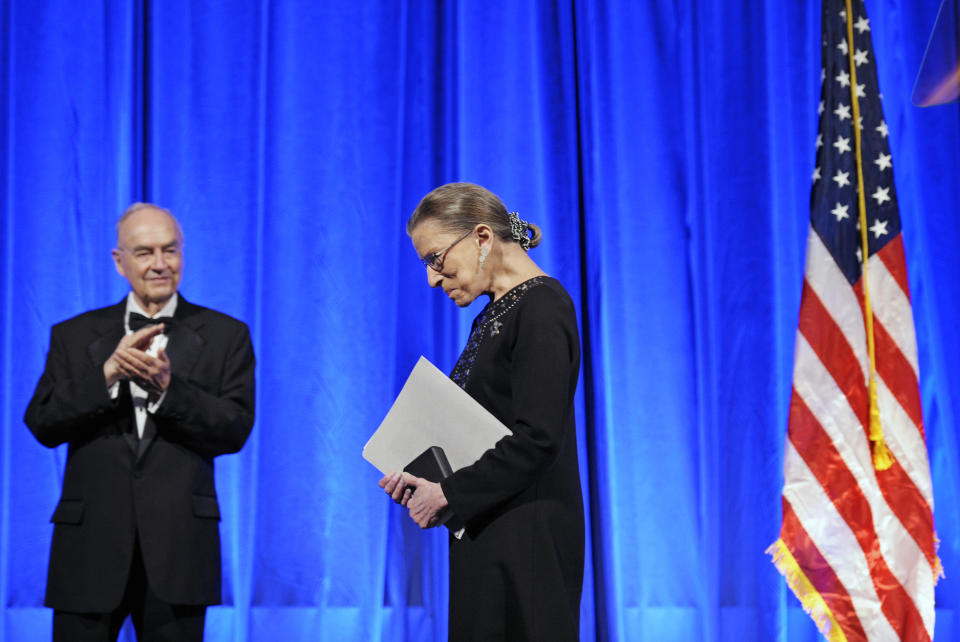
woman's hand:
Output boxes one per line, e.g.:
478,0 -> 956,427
379,471 -> 413,506
378,471 -> 450,528
405,475 -> 449,529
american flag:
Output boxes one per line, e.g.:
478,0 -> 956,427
768,0 -> 941,640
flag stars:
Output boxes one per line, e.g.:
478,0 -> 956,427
870,219 -> 889,238
833,136 -> 851,154
812,22 -> 898,269
872,186 -> 891,205
831,202 -> 850,221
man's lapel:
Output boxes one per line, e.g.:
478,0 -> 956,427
166,295 -> 206,379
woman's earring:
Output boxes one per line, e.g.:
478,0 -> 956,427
478,245 -> 490,268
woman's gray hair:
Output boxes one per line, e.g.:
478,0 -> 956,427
406,183 -> 541,249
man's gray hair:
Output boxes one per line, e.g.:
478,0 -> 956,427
116,202 -> 184,246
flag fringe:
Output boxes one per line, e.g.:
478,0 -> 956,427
766,539 -> 848,642
935,533 -> 945,581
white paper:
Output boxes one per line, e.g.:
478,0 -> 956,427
146,333 -> 168,358
363,356 -> 512,475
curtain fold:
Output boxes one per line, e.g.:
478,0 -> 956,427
2,1 -> 957,640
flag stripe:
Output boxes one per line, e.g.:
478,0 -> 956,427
780,500 -> 867,642
798,282 -> 936,604
793,336 -> 934,637
804,238 -> 934,560
869,252 -> 920,377
873,445 -> 937,571
798,283 -> 936,564
875,375 -> 934,508
797,279 -> 868,427
872,316 -> 922,428
788,388 -> 931,640
804,232 -> 868,379
782,441 -> 900,641
876,235 -> 912,302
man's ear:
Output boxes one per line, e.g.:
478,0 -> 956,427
111,249 -> 126,278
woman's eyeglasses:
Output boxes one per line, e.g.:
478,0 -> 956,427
421,230 -> 472,272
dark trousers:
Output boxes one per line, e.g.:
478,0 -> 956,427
52,536 -> 206,642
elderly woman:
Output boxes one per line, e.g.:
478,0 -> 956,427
379,182 -> 584,641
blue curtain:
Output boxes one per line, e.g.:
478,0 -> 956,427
2,1 -> 958,640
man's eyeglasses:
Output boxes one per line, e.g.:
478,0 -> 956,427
420,230 -> 472,272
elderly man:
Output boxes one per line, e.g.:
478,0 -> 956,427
25,203 -> 255,641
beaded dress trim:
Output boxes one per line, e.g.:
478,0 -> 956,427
450,276 -> 550,389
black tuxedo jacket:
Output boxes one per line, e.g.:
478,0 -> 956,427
24,296 -> 255,612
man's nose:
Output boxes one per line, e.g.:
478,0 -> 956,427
150,250 -> 168,271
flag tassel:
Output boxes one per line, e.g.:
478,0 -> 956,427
868,383 -> 893,470
845,0 -> 893,472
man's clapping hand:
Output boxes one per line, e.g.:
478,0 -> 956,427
103,323 -> 172,393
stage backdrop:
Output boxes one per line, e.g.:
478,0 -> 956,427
1,1 -> 958,640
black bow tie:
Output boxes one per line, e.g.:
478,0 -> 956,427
129,312 -> 175,332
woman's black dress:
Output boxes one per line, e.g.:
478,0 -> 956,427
441,276 -> 584,641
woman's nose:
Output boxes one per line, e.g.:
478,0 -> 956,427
426,266 -> 443,288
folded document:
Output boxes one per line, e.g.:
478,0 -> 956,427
363,356 -> 512,475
